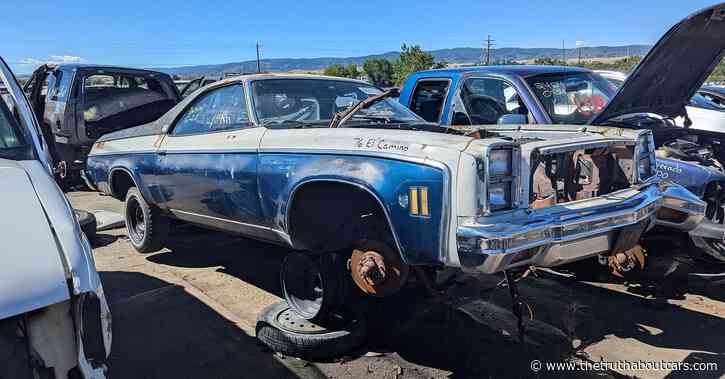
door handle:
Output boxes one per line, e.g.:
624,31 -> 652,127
157,150 -> 167,156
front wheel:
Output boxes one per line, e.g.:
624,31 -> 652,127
124,187 -> 170,253
280,252 -> 348,323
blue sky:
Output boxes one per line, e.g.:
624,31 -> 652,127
2,0 -> 719,73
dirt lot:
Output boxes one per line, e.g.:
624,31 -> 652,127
68,190 -> 725,379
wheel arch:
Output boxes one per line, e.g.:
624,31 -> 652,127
108,166 -> 142,201
284,178 -> 405,260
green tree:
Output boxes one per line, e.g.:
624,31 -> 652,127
393,44 -> 435,85
708,58 -> 725,82
363,59 -> 394,87
323,64 -> 348,77
533,57 -> 566,66
345,64 -> 360,79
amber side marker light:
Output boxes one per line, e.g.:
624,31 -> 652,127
409,186 -> 430,217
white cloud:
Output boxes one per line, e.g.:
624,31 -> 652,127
575,40 -> 586,47
20,55 -> 86,65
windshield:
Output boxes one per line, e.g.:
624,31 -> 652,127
0,93 -> 33,160
526,72 -> 617,124
251,79 -> 422,126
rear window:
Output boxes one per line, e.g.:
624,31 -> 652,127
409,79 -> 450,122
84,74 -> 162,92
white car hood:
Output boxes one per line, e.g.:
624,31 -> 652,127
0,159 -> 70,319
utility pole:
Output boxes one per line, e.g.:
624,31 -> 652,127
578,47 -> 582,65
256,42 -> 262,73
485,35 -> 494,65
562,40 -> 566,65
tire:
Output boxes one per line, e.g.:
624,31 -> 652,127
124,187 -> 170,253
56,160 -> 83,192
692,197 -> 725,263
280,252 -> 348,323
256,301 -> 366,360
75,210 -> 97,244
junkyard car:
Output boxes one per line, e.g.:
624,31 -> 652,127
0,57 -> 111,378
85,72 -> 706,320
23,64 -> 180,188
400,3 -> 725,262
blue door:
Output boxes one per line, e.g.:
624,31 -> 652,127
155,83 -> 265,229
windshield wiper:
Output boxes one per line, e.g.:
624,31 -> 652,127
329,88 -> 400,128
349,114 -> 413,124
262,119 -> 327,129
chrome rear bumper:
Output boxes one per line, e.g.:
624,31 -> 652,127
457,182 -> 705,274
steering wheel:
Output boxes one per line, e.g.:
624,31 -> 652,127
466,95 -> 507,124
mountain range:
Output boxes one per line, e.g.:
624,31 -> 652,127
155,45 -> 651,78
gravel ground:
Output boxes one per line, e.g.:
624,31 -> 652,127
68,190 -> 725,379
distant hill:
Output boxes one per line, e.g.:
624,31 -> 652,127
154,45 -> 651,78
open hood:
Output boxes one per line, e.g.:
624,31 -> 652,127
591,3 -> 725,125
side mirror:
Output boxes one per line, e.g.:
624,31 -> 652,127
497,114 -> 527,125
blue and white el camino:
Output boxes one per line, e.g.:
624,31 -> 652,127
85,73 -> 705,320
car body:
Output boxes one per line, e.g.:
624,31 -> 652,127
23,64 -> 180,187
85,72 -> 705,287
399,3 -> 725,262
0,58 -> 111,378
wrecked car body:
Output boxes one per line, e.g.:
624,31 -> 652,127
23,64 -> 180,188
400,3 -> 725,263
0,57 -> 111,378
84,73 -> 705,323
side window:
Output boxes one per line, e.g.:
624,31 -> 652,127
458,77 -> 528,125
172,85 -> 249,135
49,71 -> 72,102
409,79 -> 450,122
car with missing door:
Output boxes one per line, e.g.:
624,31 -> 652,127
23,64 -> 180,188
399,3 -> 725,263
0,57 -> 111,379
83,71 -> 706,323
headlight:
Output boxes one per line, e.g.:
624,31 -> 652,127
488,181 -> 512,211
489,149 -> 513,177
638,157 -> 652,178
637,132 -> 655,180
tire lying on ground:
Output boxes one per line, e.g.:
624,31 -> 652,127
256,301 -> 366,360
75,209 -> 97,244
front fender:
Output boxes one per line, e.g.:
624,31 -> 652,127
655,157 -> 725,197
258,153 -> 448,265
